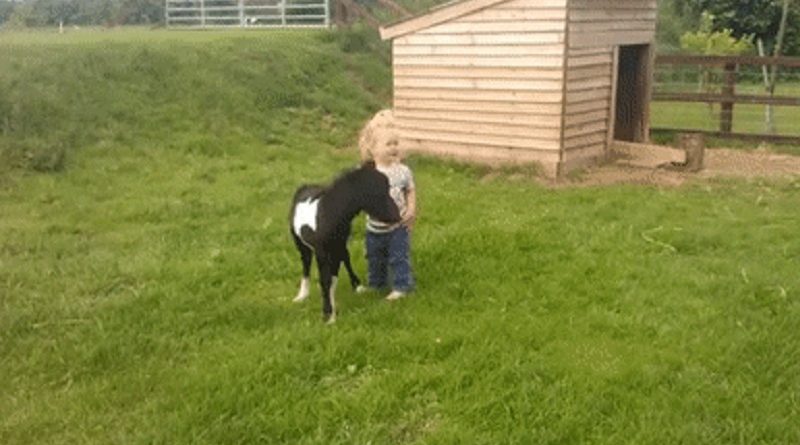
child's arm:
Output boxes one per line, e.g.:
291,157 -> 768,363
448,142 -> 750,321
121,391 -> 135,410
403,187 -> 417,230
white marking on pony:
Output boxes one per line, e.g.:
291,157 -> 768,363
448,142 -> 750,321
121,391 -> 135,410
292,198 -> 319,240
293,277 -> 310,302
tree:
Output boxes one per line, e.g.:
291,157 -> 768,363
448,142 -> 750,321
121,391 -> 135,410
657,0 -> 702,52
7,0 -> 165,27
112,0 -> 163,25
685,0 -> 799,56
758,0 -> 792,133
680,12 -> 755,56
0,1 -> 16,25
8,0 -> 78,27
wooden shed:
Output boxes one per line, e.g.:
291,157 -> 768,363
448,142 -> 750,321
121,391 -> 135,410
379,0 -> 657,177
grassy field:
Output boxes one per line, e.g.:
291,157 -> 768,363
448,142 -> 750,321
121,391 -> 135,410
652,76 -> 800,142
2,28 -> 800,444
651,100 -> 800,140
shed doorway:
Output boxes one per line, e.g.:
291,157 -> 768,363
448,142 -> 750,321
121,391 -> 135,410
614,44 -> 652,142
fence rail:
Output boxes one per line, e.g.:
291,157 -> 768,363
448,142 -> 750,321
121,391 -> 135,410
657,54 -> 800,68
165,0 -> 330,28
653,54 -> 800,144
654,92 -> 800,107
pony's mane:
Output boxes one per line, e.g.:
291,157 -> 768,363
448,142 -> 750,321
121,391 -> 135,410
328,161 -> 375,190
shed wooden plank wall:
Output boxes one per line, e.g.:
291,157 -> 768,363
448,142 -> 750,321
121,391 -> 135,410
563,46 -> 613,166
393,0 -> 568,172
563,0 -> 657,168
568,0 -> 657,48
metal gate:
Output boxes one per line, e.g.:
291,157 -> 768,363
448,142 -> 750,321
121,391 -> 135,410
165,0 -> 330,28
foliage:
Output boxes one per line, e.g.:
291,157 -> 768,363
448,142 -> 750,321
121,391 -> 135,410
0,1 -> 15,25
5,0 -> 163,26
656,0 -> 701,53
682,0 -> 800,56
680,12 -> 755,56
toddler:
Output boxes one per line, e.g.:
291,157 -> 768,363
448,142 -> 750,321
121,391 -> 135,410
359,130 -> 416,300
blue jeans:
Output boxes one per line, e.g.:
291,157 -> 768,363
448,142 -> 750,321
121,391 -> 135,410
366,227 -> 414,293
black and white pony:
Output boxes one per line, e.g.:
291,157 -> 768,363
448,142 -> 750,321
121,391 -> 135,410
289,161 -> 400,323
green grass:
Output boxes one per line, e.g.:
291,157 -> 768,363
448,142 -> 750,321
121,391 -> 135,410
2,28 -> 800,444
0,26 -> 390,172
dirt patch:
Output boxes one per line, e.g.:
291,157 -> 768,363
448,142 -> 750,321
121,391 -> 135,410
703,149 -> 800,178
552,143 -> 800,188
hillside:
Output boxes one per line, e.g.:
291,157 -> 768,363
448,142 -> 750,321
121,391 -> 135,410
0,27 -> 391,172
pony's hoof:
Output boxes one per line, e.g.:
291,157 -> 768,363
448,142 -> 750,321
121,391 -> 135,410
292,293 -> 308,303
355,285 -> 368,294
324,314 -> 337,325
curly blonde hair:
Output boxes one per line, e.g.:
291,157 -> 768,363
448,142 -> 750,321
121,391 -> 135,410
358,109 -> 400,162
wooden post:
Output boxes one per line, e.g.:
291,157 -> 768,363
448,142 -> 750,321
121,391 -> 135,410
642,43 -> 655,142
719,63 -> 736,134
678,132 -> 705,172
606,46 -> 620,158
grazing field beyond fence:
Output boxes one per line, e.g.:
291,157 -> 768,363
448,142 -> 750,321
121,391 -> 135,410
653,55 -> 800,143
1,28 -> 800,444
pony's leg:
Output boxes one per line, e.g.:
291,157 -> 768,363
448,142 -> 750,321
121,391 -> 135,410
327,254 -> 345,323
316,253 -> 336,324
329,275 -> 338,324
341,246 -> 362,291
292,233 -> 313,302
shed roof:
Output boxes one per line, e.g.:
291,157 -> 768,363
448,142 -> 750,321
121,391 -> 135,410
379,0 -> 511,40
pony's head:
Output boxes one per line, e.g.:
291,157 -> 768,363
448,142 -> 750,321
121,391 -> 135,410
353,161 -> 401,223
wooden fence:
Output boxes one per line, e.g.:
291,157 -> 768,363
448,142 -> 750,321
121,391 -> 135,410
165,0 -> 329,28
653,54 -> 800,144
165,0 -> 410,29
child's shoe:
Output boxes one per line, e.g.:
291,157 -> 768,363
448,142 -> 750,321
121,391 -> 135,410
385,290 -> 407,301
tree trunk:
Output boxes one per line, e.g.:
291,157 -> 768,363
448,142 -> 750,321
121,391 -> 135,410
757,39 -> 774,133
762,0 -> 792,134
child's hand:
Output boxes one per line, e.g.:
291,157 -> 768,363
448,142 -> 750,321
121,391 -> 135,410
402,211 -> 416,231
403,188 -> 417,231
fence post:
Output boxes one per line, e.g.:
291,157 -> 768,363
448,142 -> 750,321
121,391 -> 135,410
239,0 -> 245,27
281,0 -> 286,26
678,132 -> 705,172
719,63 -> 736,134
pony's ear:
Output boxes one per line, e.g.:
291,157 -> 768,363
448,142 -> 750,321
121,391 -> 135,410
361,160 -> 376,169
